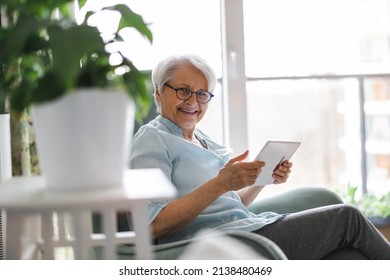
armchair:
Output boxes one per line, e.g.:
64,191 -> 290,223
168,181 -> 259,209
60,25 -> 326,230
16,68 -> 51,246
114,186 -> 345,260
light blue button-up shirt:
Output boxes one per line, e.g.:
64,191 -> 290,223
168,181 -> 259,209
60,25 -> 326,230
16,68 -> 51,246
129,115 -> 282,244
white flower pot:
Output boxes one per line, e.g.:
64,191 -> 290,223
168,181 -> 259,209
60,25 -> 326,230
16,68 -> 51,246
0,113 -> 12,183
31,88 -> 134,191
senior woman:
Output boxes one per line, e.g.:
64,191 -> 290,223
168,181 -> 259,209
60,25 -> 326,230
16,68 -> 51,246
129,54 -> 390,259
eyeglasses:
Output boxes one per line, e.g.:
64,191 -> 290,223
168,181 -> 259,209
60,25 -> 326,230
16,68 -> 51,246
164,83 -> 214,104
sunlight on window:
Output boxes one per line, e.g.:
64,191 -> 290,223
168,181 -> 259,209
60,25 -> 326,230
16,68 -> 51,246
244,0 -> 390,195
244,0 -> 390,77
81,0 -> 222,72
81,0 -> 223,142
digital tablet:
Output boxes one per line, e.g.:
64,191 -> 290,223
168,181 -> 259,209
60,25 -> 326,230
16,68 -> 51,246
252,140 -> 301,186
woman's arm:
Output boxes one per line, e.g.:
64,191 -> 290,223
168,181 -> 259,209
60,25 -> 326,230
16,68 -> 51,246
151,176 -> 226,238
151,150 -> 264,239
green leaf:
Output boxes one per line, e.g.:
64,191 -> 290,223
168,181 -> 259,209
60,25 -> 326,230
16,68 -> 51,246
0,86 -> 7,114
3,0 -> 76,19
2,0 -> 154,118
122,64 -> 152,123
77,53 -> 113,88
9,80 -> 34,114
109,4 -> 153,43
48,24 -> 104,89
1,17 -> 48,64
77,0 -> 88,9
32,72 -> 66,103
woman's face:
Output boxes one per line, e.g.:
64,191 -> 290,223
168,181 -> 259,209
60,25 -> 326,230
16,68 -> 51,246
156,65 -> 209,132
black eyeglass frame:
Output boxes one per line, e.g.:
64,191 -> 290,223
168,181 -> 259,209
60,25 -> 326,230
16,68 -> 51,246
164,83 -> 214,104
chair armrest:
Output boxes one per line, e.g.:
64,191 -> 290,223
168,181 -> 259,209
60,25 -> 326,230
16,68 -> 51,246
117,230 -> 287,260
248,187 -> 344,215
112,187 -> 343,260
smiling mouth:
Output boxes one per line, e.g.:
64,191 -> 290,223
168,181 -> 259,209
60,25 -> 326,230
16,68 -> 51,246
179,108 -> 198,114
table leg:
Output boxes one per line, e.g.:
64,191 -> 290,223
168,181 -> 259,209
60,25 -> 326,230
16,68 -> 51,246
131,202 -> 153,260
41,211 -> 55,259
70,210 -> 90,260
5,211 -> 23,259
102,208 -> 117,260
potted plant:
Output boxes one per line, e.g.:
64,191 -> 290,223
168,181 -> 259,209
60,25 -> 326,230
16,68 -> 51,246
0,0 -> 153,190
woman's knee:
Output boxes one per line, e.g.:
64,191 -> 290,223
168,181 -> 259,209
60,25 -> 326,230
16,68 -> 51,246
338,204 -> 363,218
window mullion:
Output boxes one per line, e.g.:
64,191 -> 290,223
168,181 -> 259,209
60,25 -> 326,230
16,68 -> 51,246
220,0 -> 248,154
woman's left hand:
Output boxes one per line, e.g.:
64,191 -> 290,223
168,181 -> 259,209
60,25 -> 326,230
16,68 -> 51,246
272,160 -> 292,184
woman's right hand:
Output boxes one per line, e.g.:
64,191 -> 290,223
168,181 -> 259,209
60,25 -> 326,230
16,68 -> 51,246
217,150 -> 265,191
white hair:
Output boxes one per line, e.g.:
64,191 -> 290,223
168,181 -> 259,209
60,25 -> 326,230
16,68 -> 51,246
151,54 -> 217,113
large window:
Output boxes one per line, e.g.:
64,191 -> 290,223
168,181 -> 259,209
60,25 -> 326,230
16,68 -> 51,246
82,0 -> 223,143
244,0 -> 390,77
85,0 -> 390,196
243,0 -> 390,195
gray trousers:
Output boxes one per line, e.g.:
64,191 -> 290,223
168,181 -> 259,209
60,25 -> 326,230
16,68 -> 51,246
253,204 -> 390,259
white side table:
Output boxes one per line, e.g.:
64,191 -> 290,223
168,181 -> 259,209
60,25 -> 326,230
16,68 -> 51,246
0,168 -> 176,260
